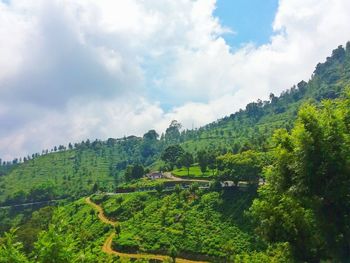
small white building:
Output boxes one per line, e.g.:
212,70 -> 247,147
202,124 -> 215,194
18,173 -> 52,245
220,181 -> 235,187
146,171 -> 163,180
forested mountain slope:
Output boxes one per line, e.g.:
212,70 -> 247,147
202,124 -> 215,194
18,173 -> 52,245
180,43 -> 350,154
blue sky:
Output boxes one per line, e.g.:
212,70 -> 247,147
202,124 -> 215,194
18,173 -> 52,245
152,0 -> 279,111
215,0 -> 278,48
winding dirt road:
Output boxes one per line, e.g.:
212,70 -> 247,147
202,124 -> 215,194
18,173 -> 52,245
85,197 -> 208,263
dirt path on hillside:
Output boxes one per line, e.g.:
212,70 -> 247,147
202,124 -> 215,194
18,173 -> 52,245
163,172 -> 210,183
85,197 -> 117,226
85,197 -> 208,263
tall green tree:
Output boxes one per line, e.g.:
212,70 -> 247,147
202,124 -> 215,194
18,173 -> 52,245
168,245 -> 178,263
161,145 -> 184,170
207,152 -> 217,176
217,150 -> 262,185
141,130 -> 159,159
165,120 -> 182,143
197,150 -> 208,174
180,152 -> 194,176
250,94 -> 350,261
124,164 -> 144,181
143,130 -> 159,141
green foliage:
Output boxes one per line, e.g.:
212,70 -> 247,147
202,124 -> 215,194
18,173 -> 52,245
164,120 -> 182,143
141,130 -> 159,160
16,206 -> 55,253
47,199 -> 115,262
217,150 -> 265,185
0,228 -> 29,263
178,152 -> 194,176
161,145 -> 184,170
33,224 -> 76,263
142,130 -> 159,141
117,178 -> 167,192
99,192 -> 150,221
249,94 -> 350,261
114,224 -> 121,237
234,243 -> 293,263
168,245 -> 178,262
113,233 -> 139,253
196,150 -> 208,173
0,199 -> 118,262
124,164 -> 145,182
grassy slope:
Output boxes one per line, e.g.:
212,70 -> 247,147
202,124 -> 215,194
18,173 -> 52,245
172,165 -> 215,178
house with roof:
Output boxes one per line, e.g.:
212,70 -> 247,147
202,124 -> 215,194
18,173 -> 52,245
145,171 -> 163,180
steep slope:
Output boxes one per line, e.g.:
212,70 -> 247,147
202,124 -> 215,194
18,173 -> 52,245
180,43 -> 350,154
89,189 -> 260,262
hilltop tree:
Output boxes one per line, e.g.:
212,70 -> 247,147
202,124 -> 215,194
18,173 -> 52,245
269,93 -> 277,104
141,130 -> 159,159
143,130 -> 159,141
165,120 -> 182,143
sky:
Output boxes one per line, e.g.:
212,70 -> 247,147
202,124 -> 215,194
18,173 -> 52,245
1,0 -> 350,160
214,0 -> 278,47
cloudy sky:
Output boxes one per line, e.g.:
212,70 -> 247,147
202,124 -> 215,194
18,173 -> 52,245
1,0 -> 350,160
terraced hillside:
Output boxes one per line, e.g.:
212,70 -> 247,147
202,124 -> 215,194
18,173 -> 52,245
0,137 -> 154,204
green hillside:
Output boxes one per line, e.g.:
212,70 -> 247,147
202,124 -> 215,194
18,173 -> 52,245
107,190 -> 256,260
0,198 -> 116,262
180,43 -> 350,154
1,188 -> 292,262
0,136 -> 164,204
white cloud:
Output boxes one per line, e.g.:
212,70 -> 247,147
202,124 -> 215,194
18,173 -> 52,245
161,0 -> 350,128
0,0 -> 350,160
